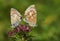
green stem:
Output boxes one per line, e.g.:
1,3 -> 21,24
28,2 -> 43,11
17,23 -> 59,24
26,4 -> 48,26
21,37 -> 25,41
21,37 -> 27,41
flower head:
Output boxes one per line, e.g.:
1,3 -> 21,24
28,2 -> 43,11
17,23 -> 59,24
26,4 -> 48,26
14,25 -> 30,33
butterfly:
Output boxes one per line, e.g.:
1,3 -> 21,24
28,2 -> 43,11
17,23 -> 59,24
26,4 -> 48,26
10,5 -> 37,28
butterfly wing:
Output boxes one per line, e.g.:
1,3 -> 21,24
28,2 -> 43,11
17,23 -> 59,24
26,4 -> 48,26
24,5 -> 37,27
10,8 -> 22,28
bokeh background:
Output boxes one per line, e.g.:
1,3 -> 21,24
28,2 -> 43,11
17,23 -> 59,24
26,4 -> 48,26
0,0 -> 60,41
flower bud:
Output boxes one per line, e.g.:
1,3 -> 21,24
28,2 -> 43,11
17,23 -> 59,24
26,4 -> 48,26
8,30 -> 14,37
18,25 -> 23,29
23,25 -> 30,32
14,26 -> 21,33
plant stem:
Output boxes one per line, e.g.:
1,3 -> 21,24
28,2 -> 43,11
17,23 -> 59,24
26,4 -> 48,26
21,37 -> 25,41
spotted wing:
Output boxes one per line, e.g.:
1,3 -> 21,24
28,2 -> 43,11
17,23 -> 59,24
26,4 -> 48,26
24,5 -> 37,27
10,8 -> 22,28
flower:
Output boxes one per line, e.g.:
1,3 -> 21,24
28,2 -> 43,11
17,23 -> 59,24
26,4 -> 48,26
8,30 -> 15,37
14,25 -> 30,33
18,25 -> 23,29
9,24 -> 32,41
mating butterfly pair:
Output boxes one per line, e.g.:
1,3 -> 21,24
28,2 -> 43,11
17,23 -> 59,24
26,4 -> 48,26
10,5 -> 37,28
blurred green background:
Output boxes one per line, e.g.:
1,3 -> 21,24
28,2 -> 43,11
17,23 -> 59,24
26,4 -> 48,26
0,0 -> 60,41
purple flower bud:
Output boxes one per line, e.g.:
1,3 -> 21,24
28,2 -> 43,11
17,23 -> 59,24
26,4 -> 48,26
18,25 -> 23,29
8,30 -> 14,37
23,25 -> 30,32
14,25 -> 30,33
14,26 -> 21,33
